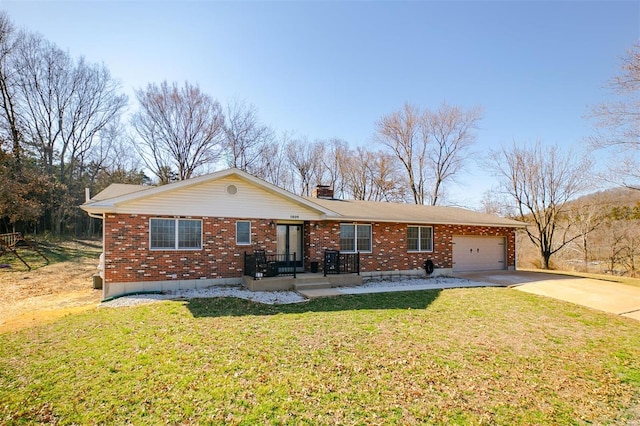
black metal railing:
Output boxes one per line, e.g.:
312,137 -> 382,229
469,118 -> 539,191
244,251 -> 297,279
323,250 -> 360,276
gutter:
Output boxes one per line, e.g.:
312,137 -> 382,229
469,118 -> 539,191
320,217 -> 527,228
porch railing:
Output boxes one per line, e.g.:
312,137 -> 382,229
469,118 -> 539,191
323,250 -> 360,276
244,251 -> 297,280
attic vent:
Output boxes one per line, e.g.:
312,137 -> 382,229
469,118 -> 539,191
226,184 -> 238,195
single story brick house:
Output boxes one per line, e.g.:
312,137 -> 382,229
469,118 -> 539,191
81,168 -> 525,299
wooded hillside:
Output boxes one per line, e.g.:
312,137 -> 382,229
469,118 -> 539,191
518,187 -> 640,276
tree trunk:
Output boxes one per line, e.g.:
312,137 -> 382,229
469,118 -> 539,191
541,251 -> 551,270
583,235 -> 589,272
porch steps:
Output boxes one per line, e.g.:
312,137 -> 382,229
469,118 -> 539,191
293,275 -> 332,291
294,274 -> 363,291
243,273 -> 362,292
296,287 -> 342,299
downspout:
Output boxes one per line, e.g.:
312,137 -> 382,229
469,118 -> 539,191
84,189 -> 107,296
100,213 -> 106,299
86,211 -> 106,296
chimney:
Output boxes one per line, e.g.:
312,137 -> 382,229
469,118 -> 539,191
312,185 -> 334,199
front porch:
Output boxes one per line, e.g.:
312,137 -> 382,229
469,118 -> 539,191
243,249 -> 362,292
242,272 -> 363,292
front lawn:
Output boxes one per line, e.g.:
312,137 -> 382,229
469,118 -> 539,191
1,288 -> 639,425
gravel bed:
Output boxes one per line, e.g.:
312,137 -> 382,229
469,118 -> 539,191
357,276 -> 486,289
337,276 -> 494,294
100,285 -> 307,308
99,277 -> 490,309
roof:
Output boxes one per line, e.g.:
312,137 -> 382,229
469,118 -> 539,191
81,168 -> 524,228
306,198 -> 525,228
80,168 -> 338,218
88,184 -> 151,202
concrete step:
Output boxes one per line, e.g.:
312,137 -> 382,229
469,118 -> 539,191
243,273 -> 363,292
293,280 -> 332,291
297,288 -> 342,299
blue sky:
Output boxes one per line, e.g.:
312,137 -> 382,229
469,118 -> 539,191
2,1 -> 639,208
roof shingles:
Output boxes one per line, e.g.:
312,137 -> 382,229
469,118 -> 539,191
82,168 -> 524,228
306,198 -> 524,228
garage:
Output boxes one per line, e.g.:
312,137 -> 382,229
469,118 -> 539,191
452,236 -> 506,272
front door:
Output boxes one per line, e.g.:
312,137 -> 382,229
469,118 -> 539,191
277,224 -> 303,270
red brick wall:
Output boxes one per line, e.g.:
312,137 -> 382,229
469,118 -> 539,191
103,214 -> 277,284
104,214 -> 516,283
305,221 -> 516,273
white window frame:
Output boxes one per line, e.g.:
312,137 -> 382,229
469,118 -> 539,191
340,223 -> 372,253
407,225 -> 433,252
149,218 -> 202,250
236,221 -> 252,245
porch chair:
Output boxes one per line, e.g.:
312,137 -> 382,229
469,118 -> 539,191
254,249 -> 278,277
324,249 -> 340,275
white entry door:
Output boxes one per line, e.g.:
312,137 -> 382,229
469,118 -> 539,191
452,236 -> 506,272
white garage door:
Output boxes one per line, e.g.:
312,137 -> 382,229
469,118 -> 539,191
452,236 -> 506,272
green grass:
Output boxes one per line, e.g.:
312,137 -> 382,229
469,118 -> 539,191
1,288 -> 639,425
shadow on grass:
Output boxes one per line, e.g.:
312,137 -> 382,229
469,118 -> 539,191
185,289 -> 442,318
40,241 -> 100,263
0,239 -> 101,271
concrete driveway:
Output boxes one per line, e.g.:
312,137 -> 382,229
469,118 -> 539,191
456,270 -> 640,321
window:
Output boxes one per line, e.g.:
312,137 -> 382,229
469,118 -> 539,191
340,224 -> 371,252
407,226 -> 433,252
236,221 -> 251,245
150,218 -> 201,250
178,220 -> 202,249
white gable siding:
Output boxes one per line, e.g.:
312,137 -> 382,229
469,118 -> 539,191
115,176 -> 325,220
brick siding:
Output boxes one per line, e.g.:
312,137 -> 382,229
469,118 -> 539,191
103,214 -> 277,284
104,214 -> 516,283
304,221 -> 516,273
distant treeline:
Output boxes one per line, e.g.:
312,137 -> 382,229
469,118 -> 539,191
0,13 -> 482,236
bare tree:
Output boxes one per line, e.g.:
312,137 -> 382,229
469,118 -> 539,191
340,147 -> 406,202
13,33 -> 74,176
320,138 -> 349,198
341,146 -> 373,201
620,225 -> 640,277
2,29 -> 126,233
594,218 -> 638,276
590,43 -> 640,189
131,81 -> 224,184
374,102 -> 425,204
85,120 -> 148,191
222,98 -> 273,175
258,130 -> 294,190
375,102 -> 481,205
11,33 -> 127,181
424,102 -> 482,205
368,151 -> 407,202
565,199 -> 606,272
0,12 -> 22,164
286,138 -> 325,196
479,190 -> 517,217
488,141 -> 592,269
